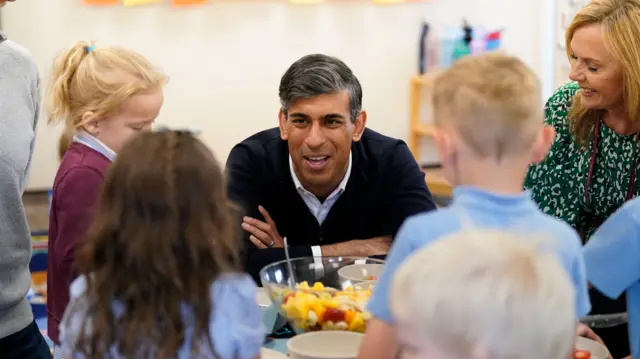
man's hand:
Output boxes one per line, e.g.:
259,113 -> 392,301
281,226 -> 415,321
0,0 -> 16,6
321,236 -> 392,257
242,205 -> 284,249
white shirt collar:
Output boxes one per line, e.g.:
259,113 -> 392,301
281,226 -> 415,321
73,130 -> 117,161
289,153 -> 352,196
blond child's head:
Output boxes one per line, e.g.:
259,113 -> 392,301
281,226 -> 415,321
390,229 -> 576,359
432,53 -> 554,186
48,41 -> 166,153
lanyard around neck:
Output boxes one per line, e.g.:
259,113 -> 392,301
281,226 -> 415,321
585,121 -> 639,205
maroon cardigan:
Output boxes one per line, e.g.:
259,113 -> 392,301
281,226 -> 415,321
47,142 -> 111,344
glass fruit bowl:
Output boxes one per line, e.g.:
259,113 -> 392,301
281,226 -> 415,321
259,256 -> 385,334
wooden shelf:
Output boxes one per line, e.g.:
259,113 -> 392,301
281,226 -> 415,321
409,71 -> 439,164
411,72 -> 439,87
411,123 -> 436,137
424,167 -> 452,199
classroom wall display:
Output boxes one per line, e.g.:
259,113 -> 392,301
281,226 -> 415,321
84,0 -> 206,4
83,0 -> 427,5
419,21 -> 503,75
554,0 -> 589,90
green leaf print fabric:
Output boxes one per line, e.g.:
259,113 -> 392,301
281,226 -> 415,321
524,82 -> 640,240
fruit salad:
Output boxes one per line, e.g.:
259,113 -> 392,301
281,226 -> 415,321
573,350 -> 591,359
280,281 -> 373,333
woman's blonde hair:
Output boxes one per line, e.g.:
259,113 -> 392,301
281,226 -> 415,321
47,41 -> 167,132
566,0 -> 640,146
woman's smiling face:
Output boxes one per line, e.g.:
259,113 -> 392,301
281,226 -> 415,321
568,23 -> 624,111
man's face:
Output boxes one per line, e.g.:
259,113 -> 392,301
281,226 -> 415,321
279,90 -> 366,198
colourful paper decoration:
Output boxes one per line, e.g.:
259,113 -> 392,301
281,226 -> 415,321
123,0 -> 162,6
172,0 -> 208,5
82,0 -> 119,4
83,0 -> 428,5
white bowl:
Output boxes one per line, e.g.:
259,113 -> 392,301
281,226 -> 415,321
288,331 -> 364,359
337,263 -> 384,283
575,336 -> 609,359
262,347 -> 288,359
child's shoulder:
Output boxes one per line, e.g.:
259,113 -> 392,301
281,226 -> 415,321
403,208 -> 457,226
398,208 -> 462,242
211,272 -> 257,303
531,210 -> 582,250
54,161 -> 104,189
617,197 -> 640,222
591,198 -> 640,235
56,145 -> 110,183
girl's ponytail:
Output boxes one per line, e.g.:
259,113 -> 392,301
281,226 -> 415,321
47,41 -> 93,127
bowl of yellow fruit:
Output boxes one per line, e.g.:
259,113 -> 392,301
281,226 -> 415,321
259,256 -> 385,334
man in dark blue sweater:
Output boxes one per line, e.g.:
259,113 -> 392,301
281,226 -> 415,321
226,54 -> 436,281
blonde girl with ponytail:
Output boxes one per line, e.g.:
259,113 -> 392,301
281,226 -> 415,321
46,41 -> 166,359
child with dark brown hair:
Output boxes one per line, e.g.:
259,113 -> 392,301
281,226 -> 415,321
57,131 -> 264,359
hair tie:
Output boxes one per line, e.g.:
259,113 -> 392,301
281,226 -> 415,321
86,44 -> 95,54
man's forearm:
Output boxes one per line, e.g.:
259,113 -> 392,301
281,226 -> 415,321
320,236 -> 392,257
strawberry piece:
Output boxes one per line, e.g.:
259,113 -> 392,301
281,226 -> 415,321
323,308 -> 346,322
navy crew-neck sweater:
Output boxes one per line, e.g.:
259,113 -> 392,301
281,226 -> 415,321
226,127 -> 436,282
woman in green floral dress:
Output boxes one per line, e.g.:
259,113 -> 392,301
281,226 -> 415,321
524,1 -> 640,357
526,82 -> 640,240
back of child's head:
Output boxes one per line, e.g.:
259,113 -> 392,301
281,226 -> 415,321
433,52 -> 543,161
74,130 -> 238,359
391,229 -> 575,359
47,41 -> 166,148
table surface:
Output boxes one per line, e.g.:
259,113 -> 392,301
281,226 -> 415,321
39,317 -> 291,354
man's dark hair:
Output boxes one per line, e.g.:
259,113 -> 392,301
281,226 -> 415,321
279,54 -> 363,122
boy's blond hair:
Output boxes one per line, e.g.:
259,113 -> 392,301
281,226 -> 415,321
390,229 -> 575,359
433,53 -> 543,161
47,41 -> 167,132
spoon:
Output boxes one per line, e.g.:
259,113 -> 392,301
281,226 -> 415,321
283,237 -> 295,288
580,313 -> 628,328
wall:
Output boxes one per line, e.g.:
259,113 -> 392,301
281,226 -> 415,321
554,0 -> 589,89
1,0 -> 555,190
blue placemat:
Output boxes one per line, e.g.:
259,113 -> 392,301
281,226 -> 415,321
263,338 -> 288,353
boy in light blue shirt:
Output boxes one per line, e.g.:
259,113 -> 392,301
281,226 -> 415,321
358,53 -> 590,359
583,198 -> 640,359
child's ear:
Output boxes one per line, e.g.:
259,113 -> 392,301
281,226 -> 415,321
433,127 -> 456,164
530,125 -> 556,164
81,111 -> 100,136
